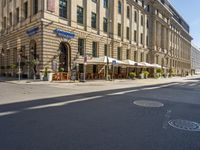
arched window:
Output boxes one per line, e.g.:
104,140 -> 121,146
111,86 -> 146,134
30,40 -> 37,59
118,1 -> 122,14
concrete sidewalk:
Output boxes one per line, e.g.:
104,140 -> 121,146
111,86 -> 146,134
0,75 -> 197,86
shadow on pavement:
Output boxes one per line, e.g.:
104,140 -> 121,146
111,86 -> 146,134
0,81 -> 200,150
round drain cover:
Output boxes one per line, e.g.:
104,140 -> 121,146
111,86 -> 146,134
168,119 -> 200,131
133,100 -> 164,108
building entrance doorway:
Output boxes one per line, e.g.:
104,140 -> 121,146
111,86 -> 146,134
59,42 -> 71,72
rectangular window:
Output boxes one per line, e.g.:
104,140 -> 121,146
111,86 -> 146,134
104,44 -> 108,56
126,49 -> 130,59
16,8 -> 19,23
77,6 -> 84,24
118,1 -> 122,14
79,64 -> 84,73
118,23 -> 121,37
33,0 -> 38,15
134,11 -> 137,22
78,38 -> 84,56
134,30 -> 137,42
92,42 -> 98,57
24,2 -> 28,19
104,0 -> 108,8
3,17 -> 6,29
141,15 -> 143,26
59,0 -> 67,18
140,33 -> 143,44
147,5 -> 150,12
127,6 -> 130,19
126,27 -> 130,40
91,12 -> 97,29
140,52 -> 143,62
146,19 -> 149,28
117,47 -> 121,60
103,17 -> 108,33
146,54 -> 148,62
134,51 -> 137,61
142,0 -> 144,7
146,36 -> 149,46
9,13 -> 12,26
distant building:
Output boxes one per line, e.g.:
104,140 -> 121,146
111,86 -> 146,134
191,44 -> 200,74
0,0 -> 192,78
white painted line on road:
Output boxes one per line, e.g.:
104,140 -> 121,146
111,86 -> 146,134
107,89 -> 139,96
25,96 -> 103,110
0,111 -> 19,117
107,83 -> 178,96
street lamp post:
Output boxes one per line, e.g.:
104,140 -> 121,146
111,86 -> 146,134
17,54 -> 21,81
0,49 -> 5,76
106,16 -> 112,81
83,53 -> 87,82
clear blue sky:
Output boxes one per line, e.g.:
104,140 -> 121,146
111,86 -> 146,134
169,0 -> 200,47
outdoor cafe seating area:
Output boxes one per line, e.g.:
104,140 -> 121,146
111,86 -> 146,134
51,56 -> 163,81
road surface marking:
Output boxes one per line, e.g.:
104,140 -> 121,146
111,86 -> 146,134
25,96 -> 103,110
0,111 -> 19,117
107,83 -> 178,96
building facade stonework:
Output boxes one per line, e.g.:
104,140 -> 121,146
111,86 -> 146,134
191,44 -> 200,74
0,0 -> 192,78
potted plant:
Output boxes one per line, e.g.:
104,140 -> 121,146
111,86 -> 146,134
47,70 -> 53,82
156,68 -> 162,78
39,70 -> 44,81
129,72 -> 136,80
10,64 -> 17,77
139,72 -> 144,79
43,67 -> 49,81
27,59 -> 39,80
59,67 -> 64,72
143,71 -> 149,79
169,68 -> 173,77
44,67 -> 53,82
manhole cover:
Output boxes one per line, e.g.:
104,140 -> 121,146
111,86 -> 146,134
168,119 -> 200,131
133,100 -> 164,108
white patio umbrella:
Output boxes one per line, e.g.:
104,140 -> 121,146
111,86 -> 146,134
151,64 -> 162,68
140,62 -> 155,67
123,59 -> 137,66
75,56 -> 126,65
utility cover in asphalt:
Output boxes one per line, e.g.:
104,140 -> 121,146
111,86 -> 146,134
168,119 -> 200,131
133,100 -> 164,108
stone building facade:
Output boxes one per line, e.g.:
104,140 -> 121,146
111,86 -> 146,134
191,44 -> 200,74
0,0 -> 192,78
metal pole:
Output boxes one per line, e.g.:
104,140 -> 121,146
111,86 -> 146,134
28,51 -> 30,79
18,55 -> 21,81
106,50 -> 109,80
83,56 -> 86,82
106,11 -> 111,81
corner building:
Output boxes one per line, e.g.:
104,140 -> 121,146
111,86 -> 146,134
0,0 -> 192,78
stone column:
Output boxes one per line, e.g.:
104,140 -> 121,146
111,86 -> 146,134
143,14 -> 147,48
137,10 -> 140,46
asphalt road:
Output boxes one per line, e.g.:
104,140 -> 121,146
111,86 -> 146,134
0,77 -> 200,150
